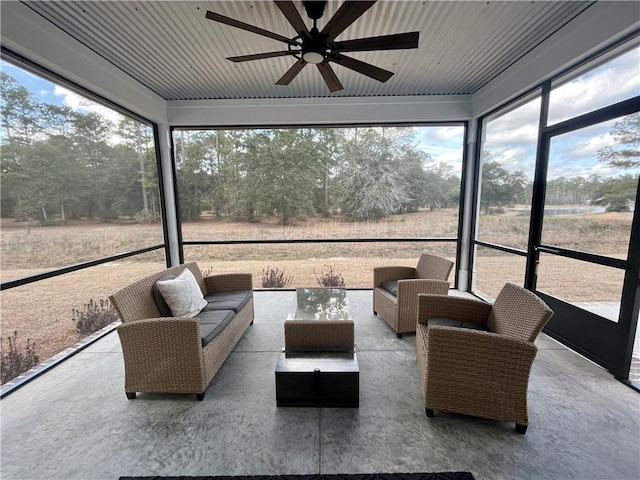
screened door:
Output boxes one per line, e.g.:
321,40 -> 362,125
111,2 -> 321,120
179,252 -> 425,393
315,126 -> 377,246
533,111 -> 640,377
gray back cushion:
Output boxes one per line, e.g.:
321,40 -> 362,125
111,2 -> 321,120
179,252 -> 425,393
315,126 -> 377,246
153,274 -> 176,317
381,280 -> 398,297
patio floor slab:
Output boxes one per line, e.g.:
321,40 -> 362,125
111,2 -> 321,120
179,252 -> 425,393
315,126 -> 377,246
1,290 -> 638,479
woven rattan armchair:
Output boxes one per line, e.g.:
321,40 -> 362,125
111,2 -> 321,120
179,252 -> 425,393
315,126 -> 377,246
373,253 -> 454,337
109,262 -> 253,400
416,283 -> 553,433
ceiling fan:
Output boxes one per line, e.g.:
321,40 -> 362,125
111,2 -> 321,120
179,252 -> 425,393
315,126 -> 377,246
205,1 -> 419,92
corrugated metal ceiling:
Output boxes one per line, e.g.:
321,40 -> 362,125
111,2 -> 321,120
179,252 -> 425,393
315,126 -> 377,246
21,1 -> 594,100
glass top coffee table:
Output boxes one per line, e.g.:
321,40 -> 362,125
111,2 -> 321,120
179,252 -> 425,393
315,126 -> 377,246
276,288 -> 359,408
284,288 -> 354,351
288,287 -> 352,320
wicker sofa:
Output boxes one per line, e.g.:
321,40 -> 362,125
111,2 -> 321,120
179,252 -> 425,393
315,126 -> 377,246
415,283 -> 553,433
108,262 -> 253,401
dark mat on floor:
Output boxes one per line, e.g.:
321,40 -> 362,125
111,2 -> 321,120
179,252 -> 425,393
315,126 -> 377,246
120,473 -> 476,480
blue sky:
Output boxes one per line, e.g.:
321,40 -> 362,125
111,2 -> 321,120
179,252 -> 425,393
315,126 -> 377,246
416,126 -> 465,175
2,45 -> 639,181
1,61 -> 124,124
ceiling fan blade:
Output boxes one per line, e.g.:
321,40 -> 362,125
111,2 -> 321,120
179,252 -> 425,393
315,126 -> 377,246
317,62 -> 344,92
274,1 -> 310,39
276,59 -> 307,85
332,54 -> 393,83
320,1 -> 376,41
205,11 -> 300,46
227,51 -> 297,63
334,32 -> 419,53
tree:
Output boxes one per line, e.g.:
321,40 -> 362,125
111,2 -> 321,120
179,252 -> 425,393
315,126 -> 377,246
27,136 -> 83,222
598,112 -> 640,168
396,147 -> 430,213
245,129 -> 320,225
0,72 -> 40,145
31,104 -> 83,221
174,130 -> 210,221
39,103 -> 75,137
222,129 -> 250,219
593,112 -> 639,211
480,159 -> 527,214
117,119 -> 159,221
71,112 -> 118,219
1,73 -> 46,219
546,176 -> 596,206
337,127 -> 410,221
0,142 -> 31,218
591,175 -> 638,212
422,162 -> 461,210
311,128 -> 344,214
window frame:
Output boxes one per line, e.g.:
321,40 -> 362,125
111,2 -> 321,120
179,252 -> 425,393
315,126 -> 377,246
170,123 -> 469,290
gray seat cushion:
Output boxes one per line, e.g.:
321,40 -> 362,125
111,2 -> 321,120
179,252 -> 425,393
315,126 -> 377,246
461,322 -> 489,330
427,317 -> 489,331
381,280 -> 398,297
203,290 -> 252,313
196,309 -> 235,347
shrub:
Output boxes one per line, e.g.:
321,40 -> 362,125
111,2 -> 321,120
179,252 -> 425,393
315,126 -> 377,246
1,331 -> 40,385
578,220 -> 610,234
40,217 -> 64,227
201,265 -> 214,277
133,209 -> 157,224
262,266 -> 293,288
72,298 -> 119,336
315,264 -> 345,287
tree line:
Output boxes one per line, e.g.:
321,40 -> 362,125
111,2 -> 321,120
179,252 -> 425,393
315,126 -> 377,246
174,126 -> 462,224
1,68 -> 637,227
1,72 -> 159,223
1,68 -> 462,225
480,160 -> 638,214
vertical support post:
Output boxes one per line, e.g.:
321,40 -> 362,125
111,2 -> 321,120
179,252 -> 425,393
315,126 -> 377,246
157,123 -> 181,266
457,118 -> 478,292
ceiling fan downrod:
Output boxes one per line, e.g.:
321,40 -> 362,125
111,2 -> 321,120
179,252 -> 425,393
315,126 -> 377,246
303,0 -> 327,22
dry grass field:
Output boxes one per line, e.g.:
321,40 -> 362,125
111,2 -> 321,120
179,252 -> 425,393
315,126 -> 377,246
0,208 -> 634,377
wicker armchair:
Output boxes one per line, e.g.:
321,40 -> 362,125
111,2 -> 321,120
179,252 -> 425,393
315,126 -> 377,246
373,253 -> 454,337
416,283 -> 553,433
109,263 -> 253,400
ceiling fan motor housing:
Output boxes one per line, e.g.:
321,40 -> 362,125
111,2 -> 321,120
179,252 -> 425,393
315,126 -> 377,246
303,1 -> 327,20
302,27 -> 329,64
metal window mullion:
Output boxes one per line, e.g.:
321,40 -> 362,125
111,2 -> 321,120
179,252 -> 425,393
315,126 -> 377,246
614,182 -> 640,380
525,80 -> 552,291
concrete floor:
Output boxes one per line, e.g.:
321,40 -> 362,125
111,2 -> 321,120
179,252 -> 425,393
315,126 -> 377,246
1,290 -> 639,480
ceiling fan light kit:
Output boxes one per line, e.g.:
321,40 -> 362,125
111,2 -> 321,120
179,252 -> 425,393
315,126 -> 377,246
302,51 -> 324,64
206,0 -> 419,92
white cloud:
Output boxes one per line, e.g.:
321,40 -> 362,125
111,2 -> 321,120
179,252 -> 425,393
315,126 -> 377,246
567,132 -> 614,159
479,47 -> 640,181
499,146 -> 531,167
545,120 -> 633,179
548,47 -> 640,123
415,127 -> 465,175
436,149 -> 464,175
54,85 -> 123,125
489,123 -> 539,147
432,125 -> 465,142
54,85 -> 81,109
